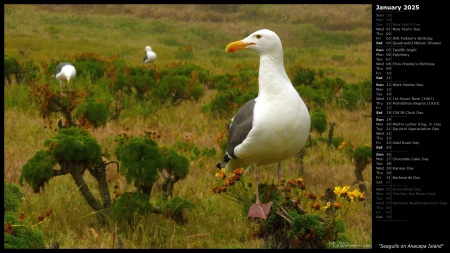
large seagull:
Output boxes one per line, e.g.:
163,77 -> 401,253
217,29 -> 311,219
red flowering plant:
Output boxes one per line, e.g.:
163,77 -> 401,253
211,168 -> 366,249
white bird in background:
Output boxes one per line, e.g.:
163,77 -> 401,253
53,62 -> 76,97
217,29 -> 311,220
143,46 -> 157,64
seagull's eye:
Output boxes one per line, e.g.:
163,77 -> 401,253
256,34 -> 262,39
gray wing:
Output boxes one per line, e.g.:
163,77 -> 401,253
54,62 -> 72,76
226,98 -> 256,159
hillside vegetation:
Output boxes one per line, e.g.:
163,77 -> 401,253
4,4 -> 372,249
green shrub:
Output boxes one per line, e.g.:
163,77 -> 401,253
4,213 -> 46,249
359,79 -> 372,103
206,89 -> 236,116
336,83 -> 360,111
161,196 -> 195,225
4,182 -> 46,249
331,137 -> 344,149
130,66 -> 157,98
168,75 -> 189,99
296,85 -> 326,108
170,63 -> 209,84
292,66 -> 316,86
191,83 -> 205,101
163,196 -> 195,213
4,181 -> 24,213
4,55 -> 20,77
153,75 -> 189,104
43,127 -> 102,166
164,148 -> 190,180
21,60 -> 41,84
114,136 -> 165,190
74,60 -> 104,82
19,150 -> 56,193
113,68 -> 130,94
352,145 -> 372,169
75,98 -> 110,128
213,77 -> 228,91
110,192 -> 153,225
310,107 -> 328,136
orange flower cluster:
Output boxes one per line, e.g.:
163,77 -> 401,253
114,132 -> 131,145
304,192 -> 317,200
311,203 -> 320,210
212,168 -> 244,194
281,177 -> 305,190
333,202 -> 340,209
5,223 -> 13,235
321,201 -> 342,211
144,129 -> 160,140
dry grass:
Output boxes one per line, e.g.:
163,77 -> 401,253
4,4 -> 371,83
4,4 -> 372,249
4,88 -> 372,248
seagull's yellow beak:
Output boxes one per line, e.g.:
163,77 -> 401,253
225,40 -> 254,52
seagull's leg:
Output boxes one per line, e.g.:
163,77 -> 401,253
277,161 -> 283,182
68,80 -> 72,92
248,164 -> 273,220
59,81 -> 66,97
254,165 -> 261,204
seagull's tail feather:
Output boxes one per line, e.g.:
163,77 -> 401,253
215,154 -> 230,170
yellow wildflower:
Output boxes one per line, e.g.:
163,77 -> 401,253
359,192 -> 366,201
322,201 -> 331,210
348,194 -> 355,202
338,141 -> 346,150
349,189 -> 362,200
333,186 -> 350,196
215,168 -> 226,179
347,188 -> 363,202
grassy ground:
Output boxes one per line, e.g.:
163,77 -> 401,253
4,4 -> 371,83
4,4 -> 372,249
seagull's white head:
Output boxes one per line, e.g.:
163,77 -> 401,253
225,29 -> 282,57
145,46 -> 152,52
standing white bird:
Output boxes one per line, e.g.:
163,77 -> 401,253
143,46 -> 157,64
53,62 -> 76,97
216,29 -> 311,220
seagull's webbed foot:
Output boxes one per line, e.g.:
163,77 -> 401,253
60,93 -> 67,97
248,201 -> 273,220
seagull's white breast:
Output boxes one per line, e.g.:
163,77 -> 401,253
234,85 -> 310,166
